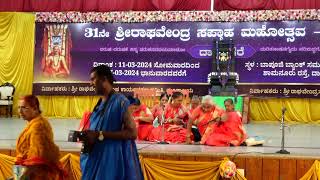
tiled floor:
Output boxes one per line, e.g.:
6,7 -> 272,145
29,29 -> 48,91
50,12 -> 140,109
1,117 -> 320,157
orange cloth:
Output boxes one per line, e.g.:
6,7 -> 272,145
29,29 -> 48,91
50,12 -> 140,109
78,111 -> 91,131
16,116 -> 65,180
44,55 -> 69,77
164,104 -> 189,123
191,106 -> 224,136
151,104 -> 164,120
149,104 -> 190,143
188,106 -> 198,117
132,105 -> 154,140
201,112 -> 247,146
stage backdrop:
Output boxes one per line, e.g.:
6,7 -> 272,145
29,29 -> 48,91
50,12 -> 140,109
33,21 -> 320,98
0,12 -> 319,122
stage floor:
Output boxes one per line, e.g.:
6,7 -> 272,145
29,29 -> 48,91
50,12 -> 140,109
2,117 -> 318,180
1,117 -> 320,157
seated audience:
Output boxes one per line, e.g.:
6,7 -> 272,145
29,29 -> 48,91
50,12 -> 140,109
186,95 -> 224,144
188,95 -> 201,115
224,98 -> 242,117
187,95 -> 202,142
128,96 -> 154,141
200,98 -> 247,146
151,93 -> 169,121
149,92 -> 190,143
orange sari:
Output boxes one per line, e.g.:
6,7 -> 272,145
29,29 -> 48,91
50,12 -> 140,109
151,104 -> 164,120
132,105 -> 154,140
201,111 -> 247,146
149,104 -> 190,143
191,106 -> 224,136
188,105 -> 199,117
16,116 -> 66,180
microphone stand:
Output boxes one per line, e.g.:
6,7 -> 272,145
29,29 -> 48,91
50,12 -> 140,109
158,106 -> 168,144
276,108 -> 290,154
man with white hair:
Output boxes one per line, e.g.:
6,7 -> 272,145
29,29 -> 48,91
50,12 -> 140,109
186,95 -> 224,144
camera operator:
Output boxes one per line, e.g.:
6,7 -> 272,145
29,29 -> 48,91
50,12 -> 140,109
80,65 -> 143,180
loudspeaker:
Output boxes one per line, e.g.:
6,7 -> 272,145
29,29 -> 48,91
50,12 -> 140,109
209,40 -> 238,96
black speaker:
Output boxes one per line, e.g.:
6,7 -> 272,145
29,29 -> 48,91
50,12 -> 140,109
210,73 -> 238,96
209,40 -> 238,96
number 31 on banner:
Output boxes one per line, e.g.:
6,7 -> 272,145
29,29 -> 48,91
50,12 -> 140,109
84,28 -> 110,38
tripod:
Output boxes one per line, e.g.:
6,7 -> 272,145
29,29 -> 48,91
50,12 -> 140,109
276,107 -> 290,154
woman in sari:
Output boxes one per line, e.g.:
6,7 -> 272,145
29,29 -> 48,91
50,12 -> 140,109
188,95 -> 201,115
224,98 -> 243,117
186,95 -> 224,144
16,95 -> 65,180
151,93 -> 169,121
128,96 -> 154,141
200,98 -> 247,146
149,92 -> 190,143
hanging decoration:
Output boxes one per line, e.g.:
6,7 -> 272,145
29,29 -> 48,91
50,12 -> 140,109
36,9 -> 320,23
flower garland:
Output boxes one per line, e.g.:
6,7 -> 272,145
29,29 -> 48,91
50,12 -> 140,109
36,9 -> 320,23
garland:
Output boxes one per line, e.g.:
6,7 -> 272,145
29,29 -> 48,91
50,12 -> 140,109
36,10 -> 320,23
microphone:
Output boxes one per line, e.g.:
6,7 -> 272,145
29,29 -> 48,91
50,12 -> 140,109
276,106 -> 290,154
158,102 -> 169,144
282,107 -> 286,114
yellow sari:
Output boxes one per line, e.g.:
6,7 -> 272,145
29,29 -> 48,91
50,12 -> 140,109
16,116 -> 65,180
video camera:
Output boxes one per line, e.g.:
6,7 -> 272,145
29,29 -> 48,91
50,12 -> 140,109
68,130 -> 92,154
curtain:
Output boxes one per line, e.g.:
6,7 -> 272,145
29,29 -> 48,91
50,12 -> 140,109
0,153 -> 81,180
0,153 -> 15,180
0,0 -> 211,12
38,96 -> 100,118
60,153 -> 81,180
0,153 -> 246,180
151,0 -> 210,11
0,12 -> 35,114
0,12 -> 98,119
214,0 -> 320,10
249,98 -> 320,123
140,157 -> 246,180
300,160 -> 320,180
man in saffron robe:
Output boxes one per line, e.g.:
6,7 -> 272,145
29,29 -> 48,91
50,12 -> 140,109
149,92 -> 190,143
200,98 -> 247,146
16,95 -> 66,180
80,65 -> 143,180
43,46 -> 70,78
128,96 -> 154,141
